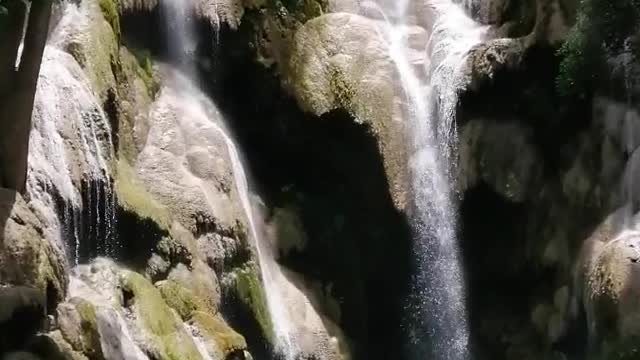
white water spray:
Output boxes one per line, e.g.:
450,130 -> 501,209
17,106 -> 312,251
27,1 -> 118,265
159,1 -> 299,357
374,0 -> 486,358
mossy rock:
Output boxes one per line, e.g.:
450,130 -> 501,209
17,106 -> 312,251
121,271 -> 201,360
128,48 -> 158,97
63,1 -> 120,102
156,280 -> 208,320
99,0 -> 121,39
116,47 -> 156,161
34,331 -> 89,360
56,298 -> 103,359
190,311 -> 247,356
0,190 -> 67,311
114,159 -> 171,228
232,265 -> 274,342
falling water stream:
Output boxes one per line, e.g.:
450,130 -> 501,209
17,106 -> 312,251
374,0 -> 486,358
27,1 -> 117,265
160,1 -> 299,358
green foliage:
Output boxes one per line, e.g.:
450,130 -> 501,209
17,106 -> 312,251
556,0 -> 640,97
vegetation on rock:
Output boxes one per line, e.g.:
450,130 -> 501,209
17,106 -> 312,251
114,159 -> 170,228
190,311 -> 247,356
156,280 -> 208,320
557,0 -> 640,97
99,0 -> 121,39
121,271 -> 202,360
232,265 -> 274,343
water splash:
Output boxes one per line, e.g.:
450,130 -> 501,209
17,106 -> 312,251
374,0 -> 486,358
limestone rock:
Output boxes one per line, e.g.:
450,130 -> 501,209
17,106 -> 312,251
285,12 -> 409,209
188,311 -> 247,359
0,189 -> 66,310
166,261 -> 221,315
1,353 -> 41,360
118,0 -> 245,29
56,298 -> 102,359
0,286 -> 46,352
465,38 -> 527,92
576,211 -> 640,355
583,229 -> 640,339
36,331 -> 89,360
120,271 -> 204,360
136,68 -> 246,236
459,119 -> 541,202
65,259 -> 217,360
51,0 -> 119,102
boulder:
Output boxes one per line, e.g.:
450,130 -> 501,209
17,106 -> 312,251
0,189 -> 66,312
285,12 -> 409,209
0,286 -> 46,352
459,119 -> 541,202
56,298 -> 102,359
576,210 -> 640,356
136,68 -> 246,236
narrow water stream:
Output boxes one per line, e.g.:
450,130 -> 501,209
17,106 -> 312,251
373,0 -> 487,358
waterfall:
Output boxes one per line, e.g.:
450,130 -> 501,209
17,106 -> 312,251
27,1 -> 117,265
375,0 -> 486,358
158,1 -> 299,357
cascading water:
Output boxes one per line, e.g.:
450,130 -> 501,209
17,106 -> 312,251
159,1 -> 299,358
27,1 -> 118,265
374,0 -> 486,358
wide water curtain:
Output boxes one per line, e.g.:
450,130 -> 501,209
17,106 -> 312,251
28,3 -> 117,266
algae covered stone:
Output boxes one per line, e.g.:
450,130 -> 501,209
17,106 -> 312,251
56,297 -> 103,359
121,271 -> 201,360
232,265 -> 274,342
190,311 -> 247,357
156,279 -> 208,320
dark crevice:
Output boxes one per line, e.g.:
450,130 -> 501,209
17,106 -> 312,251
220,284 -> 276,360
119,10 -> 414,359
199,18 -> 414,360
459,44 -> 593,176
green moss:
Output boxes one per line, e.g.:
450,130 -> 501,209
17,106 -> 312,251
130,48 -> 158,96
233,265 -> 274,342
122,272 -> 201,360
99,0 -> 120,39
191,311 -> 247,355
75,299 -> 101,357
156,280 -> 207,320
114,159 -> 171,228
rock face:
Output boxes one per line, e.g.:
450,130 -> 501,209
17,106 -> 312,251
285,12 -> 409,209
0,189 -> 66,313
7,0 -> 640,359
